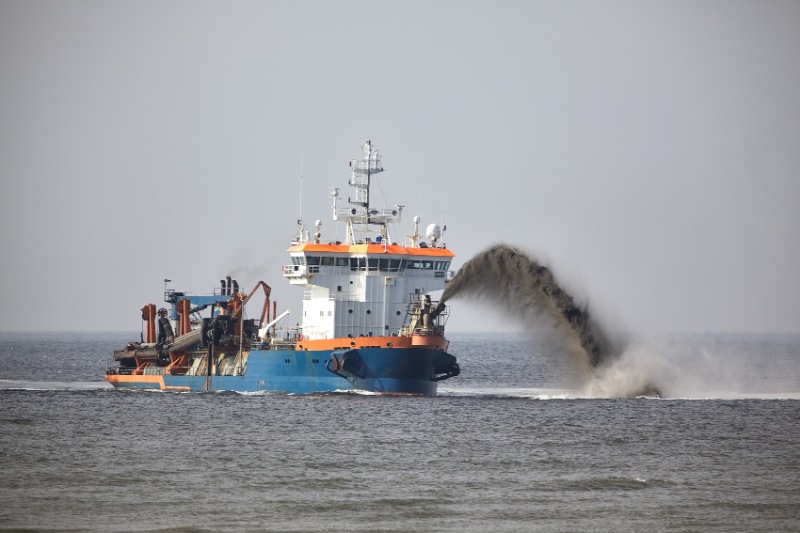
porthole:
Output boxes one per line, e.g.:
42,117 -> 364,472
366,309 -> 371,314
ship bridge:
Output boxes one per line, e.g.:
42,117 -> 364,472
283,140 -> 455,340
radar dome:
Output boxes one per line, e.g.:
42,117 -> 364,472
426,223 -> 442,242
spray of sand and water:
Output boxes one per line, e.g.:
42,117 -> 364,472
441,244 -> 800,399
442,244 -> 614,365
441,244 -> 662,397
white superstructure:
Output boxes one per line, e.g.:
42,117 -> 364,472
282,141 -> 454,340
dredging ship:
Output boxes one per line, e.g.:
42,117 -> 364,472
106,140 -> 460,394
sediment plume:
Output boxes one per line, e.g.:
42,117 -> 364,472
442,244 -> 614,368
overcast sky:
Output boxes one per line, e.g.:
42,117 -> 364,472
1,0 -> 798,334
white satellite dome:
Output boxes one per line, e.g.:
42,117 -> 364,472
426,223 -> 442,242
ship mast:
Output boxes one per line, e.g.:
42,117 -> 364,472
332,140 -> 402,245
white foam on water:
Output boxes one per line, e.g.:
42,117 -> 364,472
440,386 -> 582,399
0,379 -> 113,391
439,385 -> 800,400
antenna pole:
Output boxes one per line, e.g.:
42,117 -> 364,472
366,140 -> 371,221
295,143 -> 306,243
299,144 -> 303,225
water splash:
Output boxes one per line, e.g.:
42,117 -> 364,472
442,244 -> 614,367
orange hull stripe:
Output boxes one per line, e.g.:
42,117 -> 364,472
297,335 -> 449,351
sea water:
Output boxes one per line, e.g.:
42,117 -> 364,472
0,331 -> 798,532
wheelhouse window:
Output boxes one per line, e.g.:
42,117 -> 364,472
408,260 -> 434,270
378,258 -> 404,272
344,256 -> 410,272
350,257 -> 367,271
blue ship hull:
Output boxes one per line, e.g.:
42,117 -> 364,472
108,346 -> 459,395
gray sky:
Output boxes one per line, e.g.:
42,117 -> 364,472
1,0 -> 799,333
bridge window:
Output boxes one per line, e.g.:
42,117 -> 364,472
379,258 -> 405,271
306,256 -> 320,266
335,257 -> 349,267
320,257 -> 335,266
408,260 -> 434,270
350,257 -> 367,271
